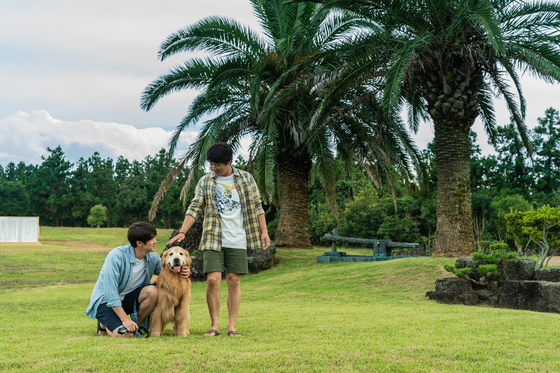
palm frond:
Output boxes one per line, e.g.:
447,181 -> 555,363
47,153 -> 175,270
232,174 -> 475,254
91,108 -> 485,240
158,16 -> 267,62
148,156 -> 189,221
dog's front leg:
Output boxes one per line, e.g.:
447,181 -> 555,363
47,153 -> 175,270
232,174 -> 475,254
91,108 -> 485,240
150,298 -> 164,337
175,296 -> 190,337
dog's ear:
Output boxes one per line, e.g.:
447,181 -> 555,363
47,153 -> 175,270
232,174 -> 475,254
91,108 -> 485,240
182,249 -> 192,266
160,249 -> 168,266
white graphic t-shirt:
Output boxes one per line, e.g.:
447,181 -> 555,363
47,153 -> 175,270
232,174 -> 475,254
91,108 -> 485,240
120,257 -> 146,300
215,174 -> 247,249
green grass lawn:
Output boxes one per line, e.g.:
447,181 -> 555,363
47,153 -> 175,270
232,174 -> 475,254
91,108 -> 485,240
1,228 -> 559,372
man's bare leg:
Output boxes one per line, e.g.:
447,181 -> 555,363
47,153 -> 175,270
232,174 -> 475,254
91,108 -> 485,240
102,286 -> 158,338
204,272 -> 222,336
137,285 -> 158,325
226,273 -> 241,336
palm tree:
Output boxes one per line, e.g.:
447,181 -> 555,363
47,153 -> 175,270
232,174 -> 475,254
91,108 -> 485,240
141,0 -> 424,247
291,0 -> 560,256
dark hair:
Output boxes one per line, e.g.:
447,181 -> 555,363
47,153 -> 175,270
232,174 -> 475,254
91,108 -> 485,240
206,142 -> 232,164
127,222 -> 157,248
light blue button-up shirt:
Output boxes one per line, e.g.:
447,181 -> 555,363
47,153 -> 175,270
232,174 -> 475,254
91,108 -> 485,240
86,245 -> 162,319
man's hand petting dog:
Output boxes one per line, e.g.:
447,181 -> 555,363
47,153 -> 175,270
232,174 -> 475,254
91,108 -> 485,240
167,232 -> 184,247
181,265 -> 191,279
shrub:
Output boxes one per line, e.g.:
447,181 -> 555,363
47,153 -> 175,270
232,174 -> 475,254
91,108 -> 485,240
377,215 -> 418,242
505,205 -> 560,268
491,194 -> 531,241
267,213 -> 279,240
308,202 -> 338,245
337,190 -> 384,240
87,204 -> 107,228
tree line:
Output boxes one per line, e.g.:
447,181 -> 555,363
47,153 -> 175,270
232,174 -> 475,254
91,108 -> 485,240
0,147 -> 196,228
1,107 -> 559,245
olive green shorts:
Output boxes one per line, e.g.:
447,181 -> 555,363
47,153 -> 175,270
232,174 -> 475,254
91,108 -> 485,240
203,247 -> 248,274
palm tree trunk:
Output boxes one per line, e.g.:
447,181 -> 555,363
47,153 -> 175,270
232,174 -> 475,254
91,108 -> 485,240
432,120 -> 476,257
274,150 -> 313,248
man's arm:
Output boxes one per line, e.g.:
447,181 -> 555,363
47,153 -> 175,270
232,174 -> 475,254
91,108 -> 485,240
167,214 -> 196,246
258,214 -> 271,250
112,306 -> 138,332
168,177 -> 206,247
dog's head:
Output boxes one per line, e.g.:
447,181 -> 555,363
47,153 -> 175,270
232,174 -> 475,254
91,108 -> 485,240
161,246 -> 191,273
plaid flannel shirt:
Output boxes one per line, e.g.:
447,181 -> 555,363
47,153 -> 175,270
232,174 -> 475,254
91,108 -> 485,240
186,167 -> 265,251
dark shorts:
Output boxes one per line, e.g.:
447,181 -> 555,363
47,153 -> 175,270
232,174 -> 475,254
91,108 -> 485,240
96,283 -> 153,332
203,247 -> 248,274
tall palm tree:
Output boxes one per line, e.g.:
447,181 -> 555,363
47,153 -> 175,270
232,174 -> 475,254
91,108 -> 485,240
291,0 -> 560,256
141,0 -> 423,247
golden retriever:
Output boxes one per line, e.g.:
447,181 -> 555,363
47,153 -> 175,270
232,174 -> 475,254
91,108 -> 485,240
150,246 -> 192,337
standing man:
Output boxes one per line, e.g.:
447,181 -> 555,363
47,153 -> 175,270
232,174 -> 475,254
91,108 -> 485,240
168,142 -> 270,337
86,222 -> 190,337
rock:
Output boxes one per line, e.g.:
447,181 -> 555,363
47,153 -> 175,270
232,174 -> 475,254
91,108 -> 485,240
497,259 -> 535,281
534,268 -> 560,282
497,280 -> 560,313
455,257 -> 477,269
435,277 -> 472,293
247,242 -> 277,273
426,278 -> 478,306
164,220 -> 277,281
455,257 -> 485,283
476,290 -> 493,300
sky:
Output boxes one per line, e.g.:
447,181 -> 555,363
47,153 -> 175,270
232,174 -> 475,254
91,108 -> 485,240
1,0 -> 560,167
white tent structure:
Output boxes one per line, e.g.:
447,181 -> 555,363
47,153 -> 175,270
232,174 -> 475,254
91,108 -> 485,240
0,217 -> 40,243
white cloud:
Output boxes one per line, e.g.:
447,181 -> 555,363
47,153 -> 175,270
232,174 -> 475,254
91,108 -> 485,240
0,110 -> 198,166
1,0 -> 560,166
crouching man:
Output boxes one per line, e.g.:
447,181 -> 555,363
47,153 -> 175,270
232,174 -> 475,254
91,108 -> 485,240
85,222 -> 190,337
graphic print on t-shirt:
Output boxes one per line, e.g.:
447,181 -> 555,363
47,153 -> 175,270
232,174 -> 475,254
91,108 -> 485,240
216,182 -> 240,214
215,174 -> 246,249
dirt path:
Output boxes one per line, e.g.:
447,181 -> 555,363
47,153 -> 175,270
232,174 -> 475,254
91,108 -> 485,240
545,256 -> 560,267
40,240 -> 112,253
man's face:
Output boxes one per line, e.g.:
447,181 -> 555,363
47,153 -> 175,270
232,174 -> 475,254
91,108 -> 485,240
210,161 -> 232,177
137,236 -> 157,253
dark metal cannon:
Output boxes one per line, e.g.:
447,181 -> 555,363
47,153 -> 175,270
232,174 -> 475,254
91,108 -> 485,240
317,228 -> 426,263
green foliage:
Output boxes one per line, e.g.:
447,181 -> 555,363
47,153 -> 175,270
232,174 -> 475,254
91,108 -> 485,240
86,204 -> 107,228
377,215 -> 418,243
473,252 -> 499,264
0,179 -> 29,216
477,264 -> 498,276
489,242 -> 509,252
337,190 -> 385,240
117,175 -> 148,225
473,250 -> 516,264
308,203 -> 338,244
476,240 -> 492,251
505,205 -> 560,268
472,191 -> 495,243
491,194 -> 531,241
266,213 -> 279,240
447,248 -> 515,284
444,264 -> 471,278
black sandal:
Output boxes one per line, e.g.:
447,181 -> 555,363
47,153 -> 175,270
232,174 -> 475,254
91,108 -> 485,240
138,326 -> 150,338
117,327 -> 128,336
97,320 -> 107,335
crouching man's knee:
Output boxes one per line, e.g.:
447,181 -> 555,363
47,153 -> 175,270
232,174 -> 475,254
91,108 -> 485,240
141,284 -> 158,301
